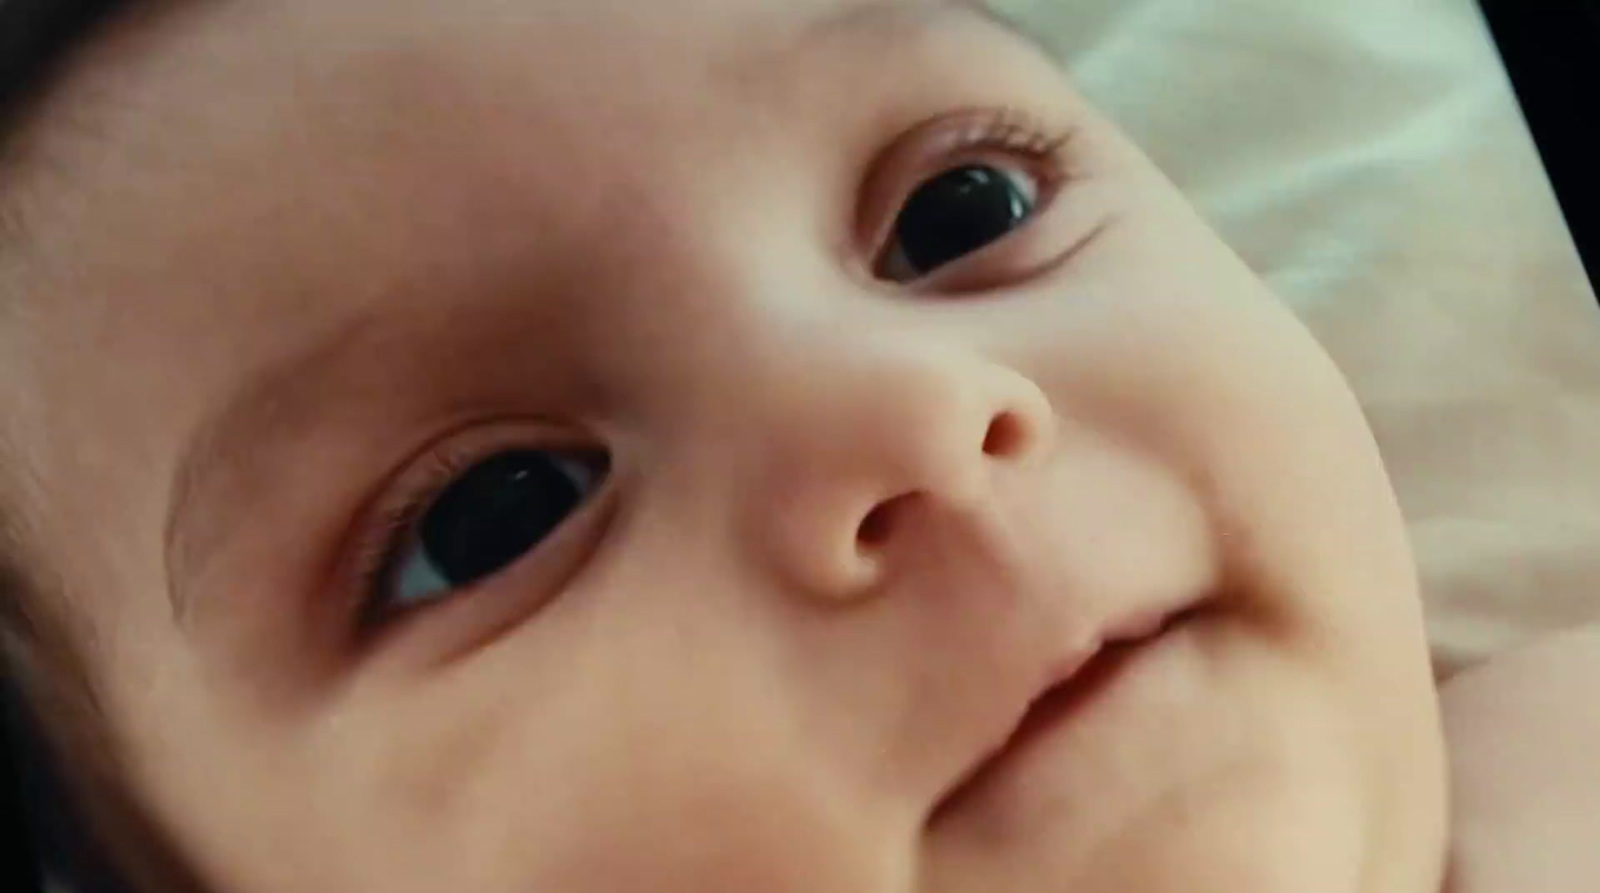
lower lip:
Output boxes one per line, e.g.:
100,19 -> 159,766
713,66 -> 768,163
933,613 -> 1199,821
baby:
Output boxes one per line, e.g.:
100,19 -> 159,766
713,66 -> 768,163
0,1 -> 1592,892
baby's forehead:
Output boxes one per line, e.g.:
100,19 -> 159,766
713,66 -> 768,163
3,0 -> 1047,324
0,0 -> 883,284
3,0 -> 1023,223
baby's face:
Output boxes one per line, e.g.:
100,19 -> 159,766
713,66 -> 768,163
3,0 -> 1445,890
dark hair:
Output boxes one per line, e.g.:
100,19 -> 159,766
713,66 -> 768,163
0,0 -> 133,136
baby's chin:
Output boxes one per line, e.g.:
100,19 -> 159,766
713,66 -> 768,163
929,804 -> 1362,893
986,789 -> 1366,893
917,613 -> 1440,893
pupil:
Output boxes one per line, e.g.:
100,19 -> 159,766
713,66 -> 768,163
894,165 -> 1032,275
418,450 -> 597,587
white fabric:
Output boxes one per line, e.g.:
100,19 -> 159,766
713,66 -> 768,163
1001,0 -> 1600,673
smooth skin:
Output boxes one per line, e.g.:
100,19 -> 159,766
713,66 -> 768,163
0,1 -> 1460,891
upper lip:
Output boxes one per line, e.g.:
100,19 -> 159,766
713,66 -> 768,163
930,596 -> 1208,820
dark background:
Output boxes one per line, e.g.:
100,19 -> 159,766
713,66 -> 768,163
1479,0 -> 1600,295
2,2 -> 1598,892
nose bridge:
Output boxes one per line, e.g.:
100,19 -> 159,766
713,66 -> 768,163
741,323 -> 1054,599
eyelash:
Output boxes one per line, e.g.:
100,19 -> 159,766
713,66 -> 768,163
861,107 -> 1074,268
951,108 -> 1072,165
347,440 -> 483,630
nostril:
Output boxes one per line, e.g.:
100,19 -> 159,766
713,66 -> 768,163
982,410 -> 1029,458
857,495 -> 906,548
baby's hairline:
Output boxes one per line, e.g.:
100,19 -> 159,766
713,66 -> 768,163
0,0 -> 156,290
0,0 -> 141,143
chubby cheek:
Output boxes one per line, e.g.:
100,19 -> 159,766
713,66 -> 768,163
281,641 -> 904,893
1020,203 -> 1415,637
517,750 -> 904,893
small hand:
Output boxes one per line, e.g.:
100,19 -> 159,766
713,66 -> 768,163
1440,625 -> 1600,893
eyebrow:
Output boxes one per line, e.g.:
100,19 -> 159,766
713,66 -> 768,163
165,313 -> 382,619
163,0 -> 1055,622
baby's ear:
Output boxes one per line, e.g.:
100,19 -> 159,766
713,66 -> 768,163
1441,624 -> 1600,893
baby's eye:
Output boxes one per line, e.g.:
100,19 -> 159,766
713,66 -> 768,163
375,449 -> 610,616
876,162 -> 1041,283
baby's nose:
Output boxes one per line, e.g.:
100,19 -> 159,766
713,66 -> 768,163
743,339 -> 1054,602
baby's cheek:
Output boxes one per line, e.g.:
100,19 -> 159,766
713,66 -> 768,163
528,774 -> 898,893
300,668 -> 902,893
457,724 -> 905,892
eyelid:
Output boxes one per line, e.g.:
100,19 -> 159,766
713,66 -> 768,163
855,107 -> 1074,269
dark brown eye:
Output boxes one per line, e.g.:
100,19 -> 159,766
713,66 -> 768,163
877,163 -> 1041,282
375,449 -> 609,613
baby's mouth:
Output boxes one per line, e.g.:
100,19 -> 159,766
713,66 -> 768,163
930,600 -> 1211,822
